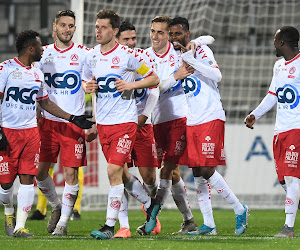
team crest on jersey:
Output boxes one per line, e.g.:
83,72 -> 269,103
71,54 -> 79,61
169,54 -> 175,62
276,84 -> 300,109
112,56 -> 120,64
289,67 -> 296,74
12,69 -> 22,79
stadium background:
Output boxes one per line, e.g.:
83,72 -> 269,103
1,0 -> 299,210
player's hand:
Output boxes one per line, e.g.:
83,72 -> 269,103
0,127 -> 9,151
69,115 -> 95,129
36,107 -> 45,130
115,77 -> 133,92
137,114 -> 148,130
84,76 -> 98,94
86,124 -> 98,142
174,63 -> 194,80
186,35 -> 215,52
244,114 -> 256,129
172,42 -> 188,53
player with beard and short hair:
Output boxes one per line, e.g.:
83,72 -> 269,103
167,16 -> 249,236
34,10 -> 97,236
0,30 -> 94,238
245,26 -> 300,238
83,10 -> 160,240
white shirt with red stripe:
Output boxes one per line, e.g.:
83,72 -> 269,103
182,45 -> 225,126
35,42 -> 88,122
0,58 -> 48,129
82,43 -> 154,125
133,48 -> 157,125
146,42 -> 187,125
268,53 -> 300,134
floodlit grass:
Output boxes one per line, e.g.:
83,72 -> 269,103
0,208 -> 299,249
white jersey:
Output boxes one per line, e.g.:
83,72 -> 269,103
35,42 -> 88,122
0,58 -> 48,129
146,42 -> 187,125
268,53 -> 300,134
183,45 -> 225,126
133,48 -> 157,125
82,43 -> 153,125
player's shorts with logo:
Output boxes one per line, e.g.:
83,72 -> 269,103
153,117 -> 187,167
0,127 -> 40,184
39,119 -> 87,167
186,119 -> 226,168
97,122 -> 137,167
273,129 -> 300,182
127,124 -> 158,168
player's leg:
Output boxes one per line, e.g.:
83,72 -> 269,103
29,165 -> 54,220
171,167 -> 197,235
0,182 -> 15,237
71,166 -> 84,220
114,190 -> 131,238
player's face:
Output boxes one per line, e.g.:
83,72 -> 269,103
274,29 -> 283,57
54,16 -> 76,44
169,24 -> 190,50
150,22 -> 169,53
95,18 -> 118,45
32,37 -> 44,62
118,30 -> 137,49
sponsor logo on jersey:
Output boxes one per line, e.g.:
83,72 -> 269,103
202,137 -> 215,158
276,84 -> 300,109
5,86 -> 39,106
134,78 -> 147,104
285,144 -> 298,168
181,75 -> 201,97
75,143 -> 84,159
44,70 -> 81,95
97,73 -> 122,98
116,135 -> 132,155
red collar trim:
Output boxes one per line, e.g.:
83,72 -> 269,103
285,53 -> 300,65
153,42 -> 171,58
14,57 -> 31,70
54,42 -> 74,53
100,43 -> 119,56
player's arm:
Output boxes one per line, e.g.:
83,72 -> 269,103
0,93 -> 9,151
186,35 -> 215,52
86,93 -> 98,142
181,50 -> 222,82
138,87 -> 159,129
244,92 -> 277,129
159,63 -> 194,93
0,63 -> 9,151
38,97 -> 94,129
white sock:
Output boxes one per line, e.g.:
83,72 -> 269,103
156,179 -> 172,206
208,171 -> 244,215
118,191 -> 129,229
171,178 -> 193,221
194,176 -> 216,228
15,184 -> 34,231
281,183 -> 287,192
143,182 -> 158,198
125,174 -> 151,209
284,176 -> 300,227
0,185 -> 14,215
57,182 -> 79,227
36,175 -> 61,210
106,184 -> 124,227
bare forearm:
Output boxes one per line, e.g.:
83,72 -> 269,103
38,98 -> 71,121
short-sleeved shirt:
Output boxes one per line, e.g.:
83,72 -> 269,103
0,57 -> 48,129
35,42 -> 88,122
268,53 -> 300,134
82,43 -> 153,125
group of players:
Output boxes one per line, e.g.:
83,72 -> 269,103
0,7 -> 298,239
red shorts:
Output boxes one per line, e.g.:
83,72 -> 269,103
273,129 -> 300,182
153,117 -> 187,166
39,119 -> 87,167
128,124 -> 158,168
97,123 -> 137,167
0,127 -> 40,184
186,119 -> 226,168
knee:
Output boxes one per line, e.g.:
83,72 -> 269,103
201,167 -> 215,180
143,175 -> 156,186
64,168 -> 78,185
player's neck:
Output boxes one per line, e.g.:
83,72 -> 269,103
101,39 -> 117,53
55,40 -> 73,49
153,42 -> 169,55
17,55 -> 32,67
284,49 -> 300,61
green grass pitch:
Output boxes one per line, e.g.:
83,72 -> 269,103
0,208 -> 299,249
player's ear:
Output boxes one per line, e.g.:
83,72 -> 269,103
113,28 -> 119,37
